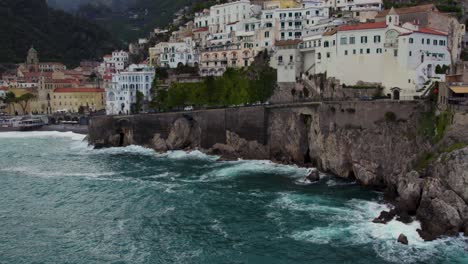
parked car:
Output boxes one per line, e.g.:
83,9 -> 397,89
184,106 -> 194,111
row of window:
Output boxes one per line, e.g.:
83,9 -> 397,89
54,95 -> 99,99
118,75 -> 151,82
413,37 -> 447,46
278,10 -> 321,18
337,35 -> 381,46
317,48 -> 397,59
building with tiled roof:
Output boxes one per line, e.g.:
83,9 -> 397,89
51,87 -> 105,113
374,4 -> 465,63
309,10 -> 451,100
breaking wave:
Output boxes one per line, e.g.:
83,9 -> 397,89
0,131 -> 86,141
273,192 -> 468,263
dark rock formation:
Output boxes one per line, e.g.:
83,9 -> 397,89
306,168 -> 320,182
209,131 -> 268,160
372,209 -> 396,224
396,171 -> 423,213
397,234 -> 409,245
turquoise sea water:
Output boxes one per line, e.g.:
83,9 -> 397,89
0,132 -> 466,264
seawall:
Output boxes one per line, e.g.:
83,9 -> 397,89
88,101 -> 431,189
88,101 -> 468,240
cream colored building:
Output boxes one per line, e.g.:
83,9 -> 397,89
199,43 -> 257,76
51,88 -> 105,113
313,10 -> 450,99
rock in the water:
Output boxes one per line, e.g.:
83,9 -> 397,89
306,168 -> 320,182
372,209 -> 396,224
397,234 -> 408,245
152,133 -> 167,152
416,178 -> 466,240
396,211 -> 413,224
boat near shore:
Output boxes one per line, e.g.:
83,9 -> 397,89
0,117 -> 45,132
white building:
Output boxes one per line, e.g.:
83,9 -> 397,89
208,0 -> 262,34
272,5 -> 330,41
270,39 -> 303,82
106,64 -> 155,115
100,50 -> 130,75
313,9 -> 450,99
194,9 -> 210,28
150,37 -> 198,68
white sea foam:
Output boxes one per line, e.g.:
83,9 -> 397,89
156,150 -> 219,161
325,178 -> 357,187
215,160 -> 308,178
0,166 -> 117,178
0,131 -> 86,141
279,193 -> 468,263
91,145 -> 156,156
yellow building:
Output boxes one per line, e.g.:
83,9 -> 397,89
51,88 -> 105,113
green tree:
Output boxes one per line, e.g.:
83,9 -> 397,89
134,90 -> 145,114
17,93 -> 36,114
4,92 -> 17,115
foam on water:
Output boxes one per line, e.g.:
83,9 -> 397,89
0,131 -> 86,141
156,150 -> 219,161
215,160 -> 308,178
277,192 -> 468,263
90,145 -> 156,156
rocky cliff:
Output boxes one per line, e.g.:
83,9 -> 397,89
88,102 -> 468,241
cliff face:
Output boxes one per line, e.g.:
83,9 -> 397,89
88,102 -> 468,240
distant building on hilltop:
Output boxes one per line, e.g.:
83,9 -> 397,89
20,47 -> 66,74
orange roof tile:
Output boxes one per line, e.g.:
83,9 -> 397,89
376,4 -> 437,18
416,27 -> 447,36
338,22 -> 387,32
193,27 -> 209,32
275,39 -> 302,47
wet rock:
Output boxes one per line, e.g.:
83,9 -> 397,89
209,143 -> 237,160
372,209 -> 396,224
397,234 -> 408,245
383,185 -> 398,202
166,117 -> 201,150
209,131 -> 268,160
396,211 -> 413,224
416,178 -> 466,240
151,133 -> 167,152
306,168 -> 320,182
396,171 -> 422,213
417,229 -> 437,241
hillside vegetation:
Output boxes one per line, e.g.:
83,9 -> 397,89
0,0 -> 121,66
50,0 -> 198,43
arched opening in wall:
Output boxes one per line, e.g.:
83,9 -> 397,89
393,89 -> 400,100
348,170 -> 356,181
118,132 -> 125,147
303,147 -> 312,164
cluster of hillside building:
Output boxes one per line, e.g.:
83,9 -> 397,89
2,1 -> 467,116
0,47 -> 154,116
149,1 -> 465,100
0,47 -> 106,115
